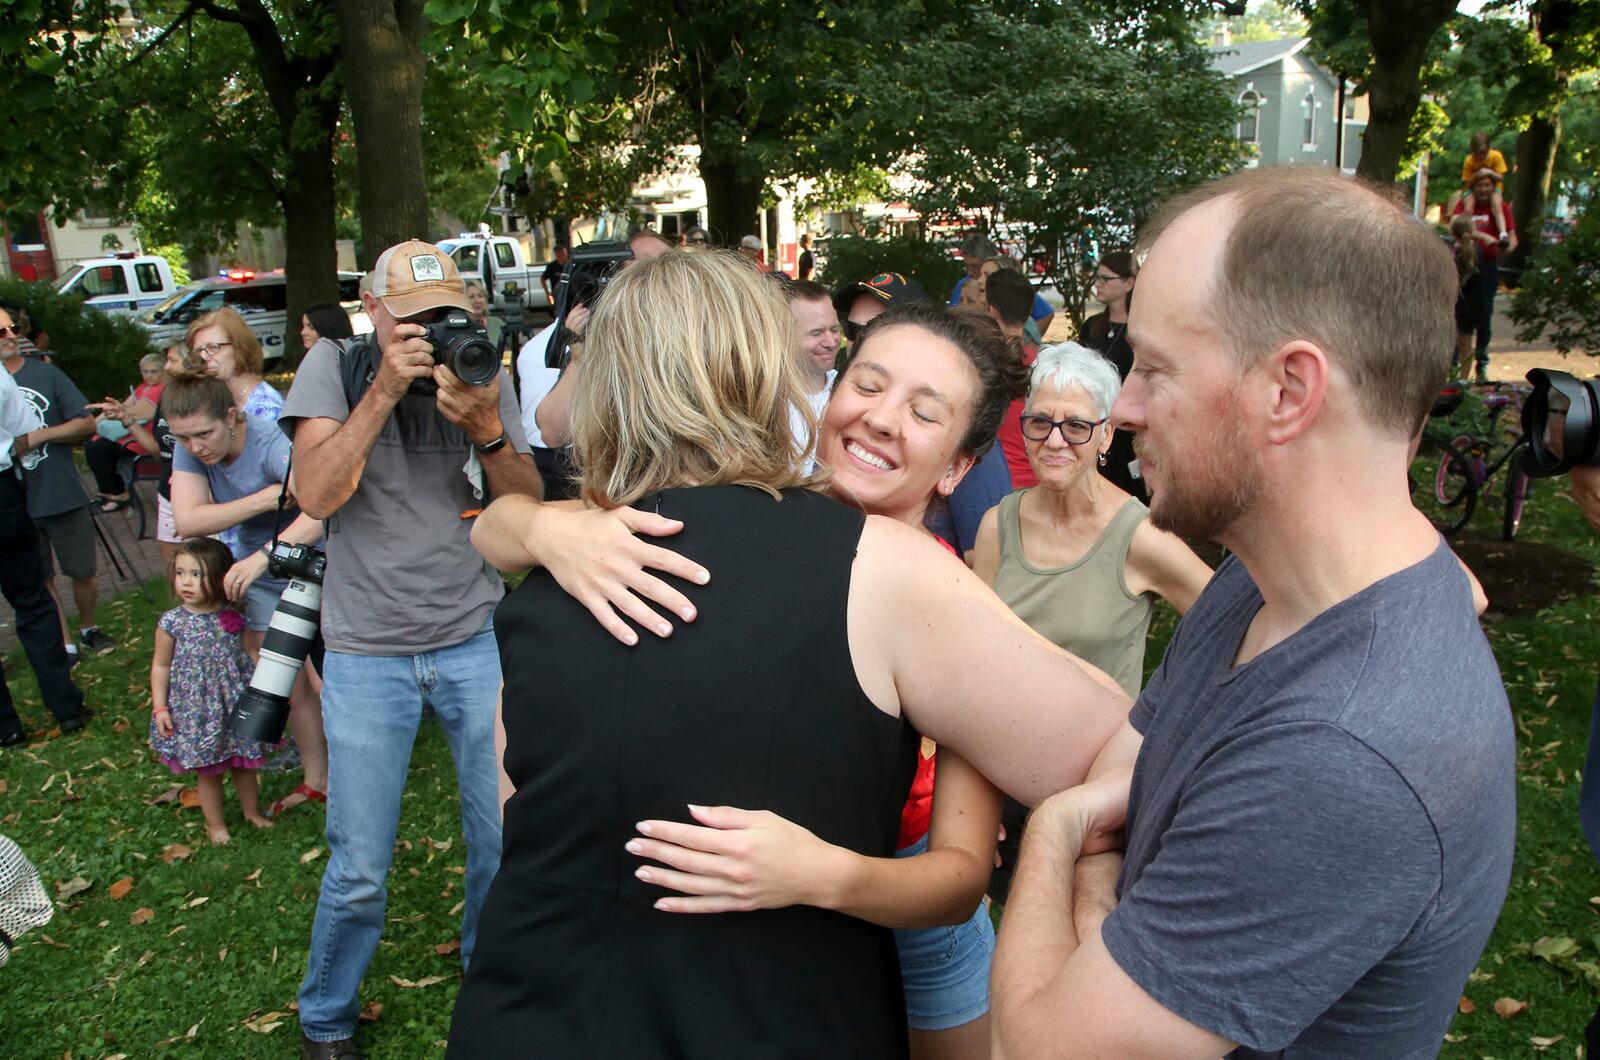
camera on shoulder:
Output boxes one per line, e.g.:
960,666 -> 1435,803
1523,368 -> 1599,477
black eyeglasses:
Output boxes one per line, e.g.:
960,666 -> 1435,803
686,235 -> 709,245
1093,273 -> 1125,285
1019,414 -> 1107,444
0,326 -> 17,338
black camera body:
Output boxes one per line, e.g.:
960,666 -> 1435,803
548,241 -> 635,369
1522,368 -> 1600,477
266,540 -> 326,583
408,309 -> 500,395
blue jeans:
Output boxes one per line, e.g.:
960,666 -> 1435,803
298,620 -> 503,1042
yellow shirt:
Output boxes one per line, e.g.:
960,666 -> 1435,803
1463,148 -> 1508,183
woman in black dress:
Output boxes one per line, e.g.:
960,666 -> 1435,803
448,250 -> 1127,1058
1078,251 -> 1145,501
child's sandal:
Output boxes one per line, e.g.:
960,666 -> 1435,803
266,783 -> 327,818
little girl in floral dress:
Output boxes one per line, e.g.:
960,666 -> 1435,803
150,537 -> 278,844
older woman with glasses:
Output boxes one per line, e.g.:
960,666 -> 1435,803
972,341 -> 1211,901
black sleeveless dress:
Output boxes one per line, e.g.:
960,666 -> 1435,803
448,486 -> 919,1058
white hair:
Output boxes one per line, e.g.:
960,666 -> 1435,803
1028,341 -> 1123,418
740,234 -> 763,250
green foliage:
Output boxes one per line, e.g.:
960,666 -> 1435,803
870,3 -> 1242,326
1510,209 -> 1600,354
815,234 -> 964,305
0,278 -> 159,401
1221,0 -> 1308,44
145,245 -> 192,288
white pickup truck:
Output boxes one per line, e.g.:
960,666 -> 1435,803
436,234 -> 554,316
55,254 -> 180,314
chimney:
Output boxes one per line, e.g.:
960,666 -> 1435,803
1213,22 -> 1232,48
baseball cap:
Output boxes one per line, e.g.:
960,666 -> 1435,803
368,240 -> 473,318
832,272 -> 929,317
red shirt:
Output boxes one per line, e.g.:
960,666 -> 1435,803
995,340 -> 1040,489
1451,197 -> 1516,262
896,535 -> 960,849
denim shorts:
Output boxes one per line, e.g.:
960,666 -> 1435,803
892,833 -> 995,1031
242,578 -> 286,632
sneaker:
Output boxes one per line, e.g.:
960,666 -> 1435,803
78,627 -> 117,656
300,1034 -> 365,1059
65,644 -> 80,667
59,714 -> 89,734
1,730 -> 27,748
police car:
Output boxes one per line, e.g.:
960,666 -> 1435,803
134,270 -> 369,360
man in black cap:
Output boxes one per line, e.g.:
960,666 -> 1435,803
832,272 -> 928,349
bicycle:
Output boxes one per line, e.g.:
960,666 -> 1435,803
1410,383 -> 1534,540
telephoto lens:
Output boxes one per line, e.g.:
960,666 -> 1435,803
425,310 -> 500,387
227,543 -> 326,744
1522,368 -> 1600,477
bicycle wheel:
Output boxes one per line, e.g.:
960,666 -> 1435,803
1411,434 -> 1476,535
1502,451 -> 1532,541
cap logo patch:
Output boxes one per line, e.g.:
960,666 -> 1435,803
410,254 -> 445,283
868,273 -> 894,287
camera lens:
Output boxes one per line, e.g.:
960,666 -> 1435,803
448,336 -> 500,387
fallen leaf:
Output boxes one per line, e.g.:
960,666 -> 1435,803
178,787 -> 201,808
389,974 -> 450,989
39,773 -> 55,792
161,843 -> 192,863
108,877 -> 134,901
146,785 -> 182,806
448,900 -> 464,917
0,778 -> 8,794
358,1001 -> 383,1023
1531,936 -> 1578,960
243,1012 -> 285,1034
218,946 -> 228,962
112,719 -> 128,734
184,896 -> 209,909
129,907 -> 155,925
55,876 -> 91,900
299,847 -> 323,865
35,934 -> 68,949
1494,997 -> 1529,1019
1457,997 -> 1475,1015
1532,1035 -> 1566,1049
434,939 -> 461,956
244,868 -> 262,881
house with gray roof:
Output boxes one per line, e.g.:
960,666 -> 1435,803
1207,33 -> 1366,174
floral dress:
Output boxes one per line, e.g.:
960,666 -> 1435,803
149,607 -> 277,775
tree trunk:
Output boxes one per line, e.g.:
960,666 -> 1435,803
700,150 -> 762,248
1353,0 -> 1459,184
281,138 -> 341,368
335,0 -> 430,267
1507,113 -> 1562,276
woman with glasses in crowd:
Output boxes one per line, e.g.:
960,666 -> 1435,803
448,250 -> 1127,1059
1077,251 -> 1143,499
972,341 -> 1211,902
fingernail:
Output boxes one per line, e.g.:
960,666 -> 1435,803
694,570 -> 710,584
654,899 -> 671,911
656,624 -> 671,637
636,821 -> 653,835
625,840 -> 643,854
635,867 -> 653,881
623,631 -> 638,646
680,607 -> 695,621
687,804 -> 705,814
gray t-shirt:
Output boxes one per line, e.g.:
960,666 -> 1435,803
278,336 -> 529,655
10,359 -> 91,518
1100,544 -> 1515,1058
172,412 -> 298,560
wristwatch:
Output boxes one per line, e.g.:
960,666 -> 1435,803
474,431 -> 510,455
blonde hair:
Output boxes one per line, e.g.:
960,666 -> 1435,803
571,249 -> 820,508
185,307 -> 264,376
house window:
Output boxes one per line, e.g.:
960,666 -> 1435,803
1303,88 -> 1319,148
8,212 -> 47,252
1238,88 -> 1262,145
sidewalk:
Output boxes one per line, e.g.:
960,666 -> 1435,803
0,475 -> 165,657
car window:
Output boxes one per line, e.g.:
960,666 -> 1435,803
451,244 -> 481,272
337,276 -> 361,301
78,265 -> 130,297
224,283 -> 286,314
135,262 -> 164,293
494,242 -> 516,269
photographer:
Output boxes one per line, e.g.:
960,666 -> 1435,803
281,241 -> 537,1060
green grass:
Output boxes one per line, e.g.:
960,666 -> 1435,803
1,585 -> 472,1056
4,470 -> 1600,1057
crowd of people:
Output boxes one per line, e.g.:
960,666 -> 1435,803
0,162 -> 1522,1060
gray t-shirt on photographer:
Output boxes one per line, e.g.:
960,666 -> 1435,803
278,336 -> 529,655
10,359 -> 91,518
1100,544 -> 1515,1058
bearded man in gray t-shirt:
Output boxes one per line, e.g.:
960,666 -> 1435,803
990,168 -> 1515,1058
281,241 -> 541,1060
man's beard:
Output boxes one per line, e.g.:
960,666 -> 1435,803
1139,410 -> 1262,542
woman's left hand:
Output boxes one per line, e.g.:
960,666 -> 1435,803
628,805 -> 843,914
224,552 -> 269,603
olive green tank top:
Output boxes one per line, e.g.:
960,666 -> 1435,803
992,490 -> 1153,697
